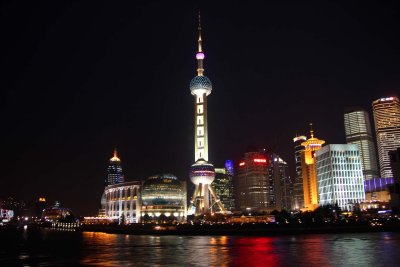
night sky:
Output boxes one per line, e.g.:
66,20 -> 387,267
1,2 -> 400,215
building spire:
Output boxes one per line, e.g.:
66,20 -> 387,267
114,147 -> 118,158
309,123 -> 314,138
110,147 -> 120,161
196,11 -> 205,76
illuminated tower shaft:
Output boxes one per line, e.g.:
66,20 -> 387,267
188,13 -> 225,215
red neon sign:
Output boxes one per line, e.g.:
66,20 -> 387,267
253,158 -> 267,163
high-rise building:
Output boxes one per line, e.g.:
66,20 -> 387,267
106,148 -> 125,186
344,107 -> 379,180
301,125 -> 325,211
372,97 -> 400,178
188,14 -> 225,215
269,154 -> 291,211
292,135 -> 307,210
235,150 -> 270,212
316,144 -> 366,211
35,197 -> 47,218
213,160 -> 235,211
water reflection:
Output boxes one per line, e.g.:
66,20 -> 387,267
2,229 -> 400,266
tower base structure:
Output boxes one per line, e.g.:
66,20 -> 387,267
188,159 -> 225,215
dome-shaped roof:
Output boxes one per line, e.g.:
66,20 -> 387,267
141,174 -> 184,206
190,75 -> 212,94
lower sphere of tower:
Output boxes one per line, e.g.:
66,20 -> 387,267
189,160 -> 215,185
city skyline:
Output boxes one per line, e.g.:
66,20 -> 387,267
1,2 -> 400,215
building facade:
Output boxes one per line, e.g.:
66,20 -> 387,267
292,135 -> 307,210
106,149 -> 125,186
103,181 -> 141,224
140,174 -> 187,222
269,155 -> 291,211
235,151 -> 270,212
372,97 -> 400,178
316,144 -> 366,211
344,107 -> 379,180
212,160 -> 235,211
301,126 -> 325,211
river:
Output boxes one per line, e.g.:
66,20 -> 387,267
1,228 -> 399,266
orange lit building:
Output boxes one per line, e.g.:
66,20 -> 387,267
301,124 -> 325,211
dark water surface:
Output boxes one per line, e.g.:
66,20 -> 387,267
1,228 -> 399,266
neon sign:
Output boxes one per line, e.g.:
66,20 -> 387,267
253,159 -> 267,163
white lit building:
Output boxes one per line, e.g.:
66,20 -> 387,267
372,97 -> 400,178
316,144 -> 365,211
104,181 -> 141,224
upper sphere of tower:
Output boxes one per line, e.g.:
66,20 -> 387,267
190,75 -> 212,96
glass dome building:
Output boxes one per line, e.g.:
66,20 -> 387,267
140,174 -> 187,222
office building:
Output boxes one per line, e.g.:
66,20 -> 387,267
292,135 -> 307,210
269,154 -> 291,211
316,144 -> 366,211
372,97 -> 400,178
213,160 -> 235,211
301,125 -> 325,211
344,107 -> 379,180
106,149 -> 125,186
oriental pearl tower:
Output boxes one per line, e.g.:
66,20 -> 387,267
188,13 -> 225,215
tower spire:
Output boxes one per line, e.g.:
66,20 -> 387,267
196,11 -> 205,76
309,123 -> 314,138
114,147 -> 118,158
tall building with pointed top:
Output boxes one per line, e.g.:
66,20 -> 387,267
188,13 -> 225,215
301,124 -> 325,211
344,107 -> 379,180
372,97 -> 400,178
106,148 -> 125,186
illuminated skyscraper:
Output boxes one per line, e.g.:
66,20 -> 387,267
235,150 -> 270,212
212,160 -> 235,211
344,107 -> 379,180
188,14 -> 225,215
292,135 -> 307,210
269,154 -> 291,211
316,144 -> 365,211
301,124 -> 325,211
106,148 -> 125,186
372,97 -> 400,178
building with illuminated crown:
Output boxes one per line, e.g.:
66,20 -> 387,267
188,13 -> 225,215
372,97 -> 400,178
301,124 -> 325,211
316,144 -> 365,211
269,154 -> 291,211
212,160 -> 235,211
292,135 -> 307,210
344,107 -> 379,180
106,149 -> 125,186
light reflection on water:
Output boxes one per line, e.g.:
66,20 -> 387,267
2,229 -> 400,266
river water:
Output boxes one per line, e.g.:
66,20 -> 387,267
1,228 -> 399,266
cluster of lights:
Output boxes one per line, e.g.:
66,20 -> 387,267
380,97 -> 394,102
253,158 -> 267,163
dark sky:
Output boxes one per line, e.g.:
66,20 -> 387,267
1,1 -> 400,215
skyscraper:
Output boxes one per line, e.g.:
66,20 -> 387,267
316,144 -> 365,211
269,154 -> 291,211
212,160 -> 235,211
344,107 -> 379,180
235,150 -> 270,212
188,14 -> 225,215
372,97 -> 400,178
301,125 -> 325,211
106,148 -> 125,186
292,135 -> 307,210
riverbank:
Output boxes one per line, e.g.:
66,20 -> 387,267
78,222 -> 400,236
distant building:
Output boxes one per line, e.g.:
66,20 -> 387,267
235,150 -> 270,212
104,181 -> 141,224
292,135 -> 307,210
344,107 -> 379,180
213,160 -> 235,211
364,177 -> 393,203
372,97 -> 400,178
140,174 -> 187,223
316,144 -> 365,211
301,125 -> 325,211
269,154 -> 291,211
35,197 -> 47,218
390,148 -> 400,181
106,149 -> 125,186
